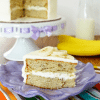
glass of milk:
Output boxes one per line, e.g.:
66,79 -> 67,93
76,0 -> 95,40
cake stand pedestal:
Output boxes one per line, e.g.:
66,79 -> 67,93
4,38 -> 39,61
0,17 -> 66,61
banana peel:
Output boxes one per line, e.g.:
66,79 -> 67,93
57,35 -> 100,56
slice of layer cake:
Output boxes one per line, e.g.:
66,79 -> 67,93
0,0 -> 57,21
22,46 -> 78,89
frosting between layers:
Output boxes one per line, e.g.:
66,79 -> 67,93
23,55 -> 78,63
26,6 -> 47,11
12,7 -> 24,11
22,71 -> 76,83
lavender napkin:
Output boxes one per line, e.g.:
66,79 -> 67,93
0,61 -> 100,100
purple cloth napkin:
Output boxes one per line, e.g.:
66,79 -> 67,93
0,61 -> 100,100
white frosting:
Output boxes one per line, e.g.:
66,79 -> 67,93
12,7 -> 24,11
48,0 -> 57,19
23,55 -> 78,63
23,71 -> 76,83
26,6 -> 47,11
0,0 -> 11,21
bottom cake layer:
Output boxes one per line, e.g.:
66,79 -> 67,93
25,10 -> 47,19
11,9 -> 24,20
26,74 -> 76,89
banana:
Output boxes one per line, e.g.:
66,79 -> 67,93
51,50 -> 67,57
30,46 -> 55,57
58,35 -> 100,45
39,46 -> 55,56
57,35 -> 100,56
53,47 -> 59,51
66,54 -> 75,60
30,46 -> 75,60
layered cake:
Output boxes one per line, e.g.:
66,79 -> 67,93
0,0 -> 57,21
22,46 -> 78,89
24,0 -> 57,19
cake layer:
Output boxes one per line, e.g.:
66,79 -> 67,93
10,0 -> 24,9
24,0 -> 48,8
25,10 -> 47,19
26,74 -> 75,89
11,9 -> 24,20
25,59 -> 77,73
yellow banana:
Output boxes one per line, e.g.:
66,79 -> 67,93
58,35 -> 100,44
57,35 -> 100,56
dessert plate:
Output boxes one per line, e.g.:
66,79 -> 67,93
0,61 -> 100,100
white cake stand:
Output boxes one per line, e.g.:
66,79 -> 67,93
0,17 -> 66,61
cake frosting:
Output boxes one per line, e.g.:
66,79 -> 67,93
0,0 -> 11,21
23,46 -> 78,63
26,6 -> 47,11
23,71 -> 76,83
48,0 -> 57,19
12,7 -> 24,11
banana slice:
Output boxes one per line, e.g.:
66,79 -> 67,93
38,46 -> 55,56
53,47 -> 59,51
29,46 -> 55,56
51,50 -> 67,57
59,50 -> 67,56
29,46 -> 69,58
65,54 -> 74,60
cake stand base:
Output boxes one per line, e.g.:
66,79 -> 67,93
4,38 -> 39,61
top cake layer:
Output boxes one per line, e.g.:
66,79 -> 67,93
24,0 -> 48,8
23,46 -> 78,63
23,46 -> 78,75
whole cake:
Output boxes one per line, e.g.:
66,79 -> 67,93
22,46 -> 78,89
0,0 -> 57,21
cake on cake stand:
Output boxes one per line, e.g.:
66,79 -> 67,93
0,16 -> 66,61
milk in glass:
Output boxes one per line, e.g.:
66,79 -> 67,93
76,0 -> 95,40
76,18 -> 95,40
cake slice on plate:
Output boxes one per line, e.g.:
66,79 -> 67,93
22,46 -> 78,89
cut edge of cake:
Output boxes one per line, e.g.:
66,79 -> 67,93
0,0 -> 57,21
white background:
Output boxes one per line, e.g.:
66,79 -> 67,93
57,0 -> 100,36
